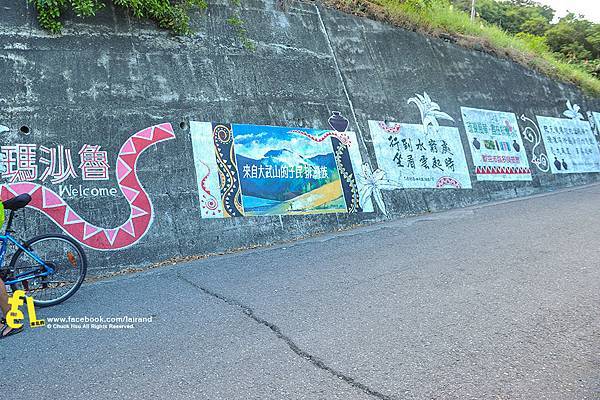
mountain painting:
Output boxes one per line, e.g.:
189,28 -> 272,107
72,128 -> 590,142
190,121 -> 373,218
233,124 -> 346,216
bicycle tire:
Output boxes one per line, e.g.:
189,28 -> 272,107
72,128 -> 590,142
8,233 -> 88,307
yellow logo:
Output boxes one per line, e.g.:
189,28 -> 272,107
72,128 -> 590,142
6,290 -> 45,329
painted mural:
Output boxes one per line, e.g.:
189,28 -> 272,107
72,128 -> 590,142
563,100 -> 584,120
536,114 -> 600,173
1,95 -> 598,256
589,111 -> 600,136
368,93 -> 471,189
369,121 -> 471,189
520,114 -> 550,173
355,163 -> 400,215
461,107 -> 532,181
190,120 -> 373,218
407,92 -> 455,135
0,123 -> 175,250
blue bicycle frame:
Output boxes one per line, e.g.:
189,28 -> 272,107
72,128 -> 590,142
0,211 -> 54,286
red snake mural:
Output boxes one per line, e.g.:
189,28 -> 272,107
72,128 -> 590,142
0,123 -> 175,251
198,158 -> 221,215
287,129 -> 351,146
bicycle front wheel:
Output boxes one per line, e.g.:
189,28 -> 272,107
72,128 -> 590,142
9,234 -> 88,307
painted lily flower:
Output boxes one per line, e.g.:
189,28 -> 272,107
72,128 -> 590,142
407,92 -> 454,134
587,111 -> 599,136
357,163 -> 402,216
563,100 -> 584,120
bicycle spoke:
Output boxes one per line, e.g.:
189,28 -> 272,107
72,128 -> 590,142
9,235 -> 87,306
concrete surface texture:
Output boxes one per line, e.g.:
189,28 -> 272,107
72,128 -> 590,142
1,0 -> 600,272
1,184 -> 598,399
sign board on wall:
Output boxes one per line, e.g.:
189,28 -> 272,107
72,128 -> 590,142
190,122 -> 373,218
368,121 -> 471,188
536,116 -> 600,173
461,107 -> 531,181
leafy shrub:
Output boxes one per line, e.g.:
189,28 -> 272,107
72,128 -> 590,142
29,0 -> 208,35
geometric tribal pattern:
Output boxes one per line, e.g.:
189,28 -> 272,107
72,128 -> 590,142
475,166 -> 531,175
0,123 -> 175,251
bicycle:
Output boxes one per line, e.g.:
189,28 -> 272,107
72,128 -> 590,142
0,193 -> 87,307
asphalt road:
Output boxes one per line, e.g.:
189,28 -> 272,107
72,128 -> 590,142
1,185 -> 599,399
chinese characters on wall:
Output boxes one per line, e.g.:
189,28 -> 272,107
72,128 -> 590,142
368,121 -> 471,188
190,122 -> 373,218
536,116 -> 600,173
241,164 -> 330,180
1,143 -> 110,183
461,107 -> 532,181
0,123 -> 176,251
0,143 -> 117,198
1,97 -> 598,254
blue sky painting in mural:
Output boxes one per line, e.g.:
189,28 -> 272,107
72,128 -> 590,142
232,124 -> 346,216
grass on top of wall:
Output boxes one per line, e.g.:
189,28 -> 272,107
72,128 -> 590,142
328,0 -> 600,97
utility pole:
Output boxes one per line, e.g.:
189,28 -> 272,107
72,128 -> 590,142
470,0 -> 476,21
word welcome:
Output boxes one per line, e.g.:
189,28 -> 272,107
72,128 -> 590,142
58,184 -> 118,198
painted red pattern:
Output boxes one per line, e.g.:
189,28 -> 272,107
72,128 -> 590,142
435,176 -> 462,188
198,159 -> 219,213
288,130 -> 351,146
377,121 -> 401,134
0,123 -> 176,251
475,166 -> 531,175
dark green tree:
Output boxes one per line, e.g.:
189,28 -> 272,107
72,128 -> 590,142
545,14 -> 598,61
451,0 -> 553,35
519,15 -> 550,36
451,0 -> 599,78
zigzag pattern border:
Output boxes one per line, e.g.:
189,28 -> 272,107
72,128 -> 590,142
475,166 -> 532,175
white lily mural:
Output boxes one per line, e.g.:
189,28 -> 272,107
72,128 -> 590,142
587,111 -> 599,136
356,163 -> 402,216
407,92 -> 454,134
563,100 -> 584,120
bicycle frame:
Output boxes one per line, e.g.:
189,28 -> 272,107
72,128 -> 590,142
0,209 -> 54,286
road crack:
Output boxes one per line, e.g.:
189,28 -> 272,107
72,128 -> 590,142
177,272 -> 396,400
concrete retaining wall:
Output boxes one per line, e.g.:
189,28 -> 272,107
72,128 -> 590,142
1,0 -> 599,273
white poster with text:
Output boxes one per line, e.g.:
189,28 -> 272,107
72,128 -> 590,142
536,116 -> 600,173
461,107 -> 531,181
368,120 -> 471,189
